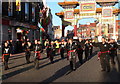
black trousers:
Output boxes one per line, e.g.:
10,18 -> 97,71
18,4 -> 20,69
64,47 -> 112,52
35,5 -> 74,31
100,53 -> 110,71
69,57 -> 76,70
90,47 -> 93,56
4,55 -> 10,69
25,51 -> 31,63
60,49 -> 64,58
85,50 -> 89,60
109,50 -> 117,64
78,51 -> 83,64
49,54 -> 54,63
46,50 -> 49,58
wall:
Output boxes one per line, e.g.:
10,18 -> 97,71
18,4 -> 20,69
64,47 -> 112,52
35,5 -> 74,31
2,25 -> 9,42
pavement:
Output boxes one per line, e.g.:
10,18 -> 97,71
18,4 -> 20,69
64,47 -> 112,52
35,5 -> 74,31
1,48 -> 120,83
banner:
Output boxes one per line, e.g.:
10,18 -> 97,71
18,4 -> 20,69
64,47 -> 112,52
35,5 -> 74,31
79,0 -> 96,18
16,0 -> 21,11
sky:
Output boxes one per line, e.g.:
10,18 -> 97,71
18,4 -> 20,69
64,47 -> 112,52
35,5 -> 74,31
46,0 -> 120,35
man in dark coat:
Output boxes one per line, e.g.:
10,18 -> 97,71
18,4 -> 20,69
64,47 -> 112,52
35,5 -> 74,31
66,39 -> 76,71
84,40 -> 90,61
76,38 -> 84,64
93,37 -> 111,72
22,41 -> 32,64
34,40 -> 43,69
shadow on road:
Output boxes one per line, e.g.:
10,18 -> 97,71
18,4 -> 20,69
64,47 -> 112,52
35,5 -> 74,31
2,50 -> 98,81
8,61 -> 34,69
38,57 -> 63,69
102,66 -> 120,82
42,64 -> 70,82
2,56 -> 64,80
10,55 -> 25,60
2,65 -> 34,80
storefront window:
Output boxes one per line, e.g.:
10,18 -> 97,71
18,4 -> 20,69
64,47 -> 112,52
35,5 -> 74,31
8,1 -> 13,16
32,7 -> 35,22
25,3 -> 29,21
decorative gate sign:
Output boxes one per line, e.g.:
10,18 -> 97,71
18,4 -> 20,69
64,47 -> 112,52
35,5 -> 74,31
64,9 -> 74,20
79,0 -> 96,18
65,11 -> 74,19
102,7 -> 113,17
102,7 -> 113,24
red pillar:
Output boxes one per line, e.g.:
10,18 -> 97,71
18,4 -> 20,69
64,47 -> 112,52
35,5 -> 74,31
62,25 -> 65,37
74,25 -> 77,36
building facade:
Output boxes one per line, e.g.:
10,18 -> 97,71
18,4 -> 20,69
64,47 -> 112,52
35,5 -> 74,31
2,1 -> 44,42
46,7 -> 54,40
53,26 -> 62,39
77,23 -> 96,39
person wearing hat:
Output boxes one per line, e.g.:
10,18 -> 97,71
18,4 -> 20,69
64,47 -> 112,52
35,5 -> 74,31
92,37 -> 111,72
109,38 -> 118,65
22,41 -> 32,64
66,39 -> 77,71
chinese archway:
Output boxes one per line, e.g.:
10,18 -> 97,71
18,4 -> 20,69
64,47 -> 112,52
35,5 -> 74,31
56,0 -> 120,40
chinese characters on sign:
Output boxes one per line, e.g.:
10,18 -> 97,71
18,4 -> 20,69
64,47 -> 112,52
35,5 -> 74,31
102,7 -> 113,17
79,0 -> 96,18
80,3 -> 95,12
102,7 -> 113,24
65,11 -> 74,19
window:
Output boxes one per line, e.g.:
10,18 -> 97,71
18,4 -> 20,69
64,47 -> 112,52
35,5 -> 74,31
25,3 -> 29,21
8,2 -> 13,16
32,7 -> 35,22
